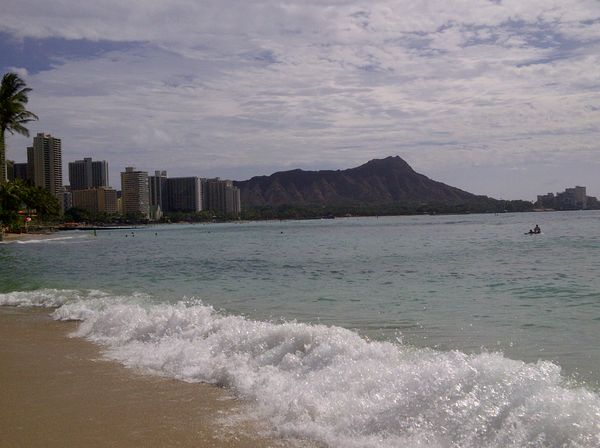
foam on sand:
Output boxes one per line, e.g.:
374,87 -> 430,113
2,289 -> 599,448
0,306 -> 279,448
0,233 -> 85,244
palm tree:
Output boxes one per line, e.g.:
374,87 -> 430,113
0,72 -> 38,183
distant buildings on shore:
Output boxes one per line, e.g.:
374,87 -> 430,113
27,133 -> 63,196
536,186 -> 600,210
69,157 -> 109,190
9,131 -> 599,218
6,132 -> 242,219
121,167 -> 150,218
125,169 -> 241,220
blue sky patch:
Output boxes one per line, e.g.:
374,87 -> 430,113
0,32 -> 141,74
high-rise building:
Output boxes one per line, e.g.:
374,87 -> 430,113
72,187 -> 118,214
69,157 -> 109,190
165,177 -> 203,212
204,178 -> 241,216
225,185 -> 241,215
12,162 -> 28,181
557,186 -> 587,210
121,167 -> 149,218
27,133 -> 63,196
537,186 -> 593,210
148,170 -> 167,209
568,186 -> 587,208
58,186 -> 73,213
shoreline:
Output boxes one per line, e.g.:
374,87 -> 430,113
0,232 -> 61,243
0,307 -> 287,448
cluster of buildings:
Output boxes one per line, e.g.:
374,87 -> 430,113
123,168 -> 241,219
535,186 -> 599,210
6,133 -> 241,219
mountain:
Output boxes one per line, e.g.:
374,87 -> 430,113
234,156 -> 481,208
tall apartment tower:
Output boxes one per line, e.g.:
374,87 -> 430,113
69,157 -> 109,190
165,177 -> 203,212
27,133 -> 63,196
12,162 -> 28,181
121,167 -> 149,218
148,170 -> 167,209
205,178 -> 241,216
562,186 -> 588,209
225,185 -> 241,215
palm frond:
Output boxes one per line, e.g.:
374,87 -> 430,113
0,72 -> 38,134
1,72 -> 38,182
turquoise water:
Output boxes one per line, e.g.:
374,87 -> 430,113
2,211 -> 600,447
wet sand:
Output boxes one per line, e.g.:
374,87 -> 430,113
0,232 -> 61,243
0,307 -> 283,448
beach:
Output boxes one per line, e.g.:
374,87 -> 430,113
0,232 -> 60,243
0,307 -> 284,448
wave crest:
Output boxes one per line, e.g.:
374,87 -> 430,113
2,288 -> 599,447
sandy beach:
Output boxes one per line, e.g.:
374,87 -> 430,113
0,232 -> 61,243
0,307 -> 284,448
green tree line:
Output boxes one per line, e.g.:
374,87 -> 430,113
0,179 -> 60,232
239,198 -> 534,220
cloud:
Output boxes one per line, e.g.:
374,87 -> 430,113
2,0 -> 600,198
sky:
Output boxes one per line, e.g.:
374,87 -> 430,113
1,1 -> 600,200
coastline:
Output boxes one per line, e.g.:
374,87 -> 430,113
0,232 -> 60,243
0,307 -> 286,448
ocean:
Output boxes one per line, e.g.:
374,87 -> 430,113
2,211 -> 600,447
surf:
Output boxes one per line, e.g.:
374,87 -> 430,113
1,288 -> 599,447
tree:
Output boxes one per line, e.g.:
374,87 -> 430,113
0,72 -> 38,183
21,182 -> 60,219
0,180 -> 23,228
0,180 -> 59,232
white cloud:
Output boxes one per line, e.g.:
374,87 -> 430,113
6,66 -> 29,77
2,0 -> 600,197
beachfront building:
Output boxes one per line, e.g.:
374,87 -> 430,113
165,177 -> 203,212
536,193 -> 555,209
58,186 -> 73,213
121,167 -> 149,219
561,186 -> 587,209
148,170 -> 167,220
148,169 -> 167,216
27,133 -> 63,196
5,160 -> 28,182
148,172 -> 204,214
535,185 -> 598,210
69,157 -> 109,190
146,171 -> 241,218
12,162 -> 28,181
148,170 -> 167,208
204,178 -> 241,216
72,187 -> 118,214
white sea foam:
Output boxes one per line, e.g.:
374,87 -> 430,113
0,235 -> 86,244
2,289 -> 599,447
0,288 -> 80,307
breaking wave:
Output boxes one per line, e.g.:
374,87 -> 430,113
2,289 -> 599,447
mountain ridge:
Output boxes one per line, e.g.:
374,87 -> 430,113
234,156 -> 483,208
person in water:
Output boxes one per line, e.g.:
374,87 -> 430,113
533,224 -> 541,234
